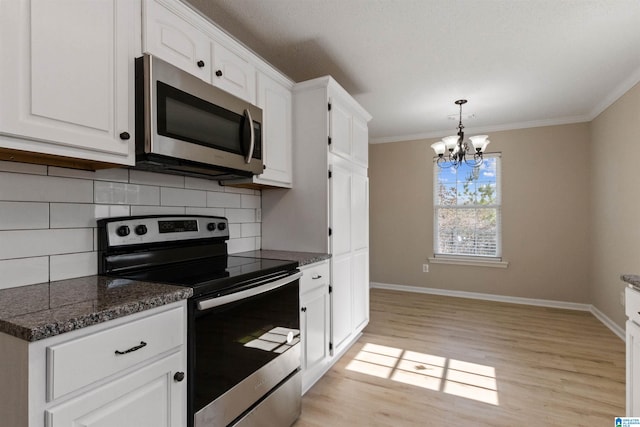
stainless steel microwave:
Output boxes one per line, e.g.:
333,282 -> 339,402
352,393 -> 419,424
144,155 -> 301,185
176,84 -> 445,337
135,54 -> 263,180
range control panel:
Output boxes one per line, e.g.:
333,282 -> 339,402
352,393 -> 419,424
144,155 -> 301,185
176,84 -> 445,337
101,215 -> 229,247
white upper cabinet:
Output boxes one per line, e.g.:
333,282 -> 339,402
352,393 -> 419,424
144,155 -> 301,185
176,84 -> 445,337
254,70 -> 293,187
143,0 -> 210,81
144,0 -> 256,103
329,95 -> 369,167
0,0 -> 140,165
211,42 -> 256,104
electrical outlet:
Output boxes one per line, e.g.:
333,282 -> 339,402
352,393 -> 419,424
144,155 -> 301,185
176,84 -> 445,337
423,264 -> 429,273
620,290 -> 625,307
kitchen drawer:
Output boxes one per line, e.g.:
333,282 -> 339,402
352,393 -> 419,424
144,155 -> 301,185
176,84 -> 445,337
627,287 -> 640,324
300,260 -> 330,294
47,305 -> 184,401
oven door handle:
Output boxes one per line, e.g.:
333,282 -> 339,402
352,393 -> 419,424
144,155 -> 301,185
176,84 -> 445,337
197,271 -> 302,311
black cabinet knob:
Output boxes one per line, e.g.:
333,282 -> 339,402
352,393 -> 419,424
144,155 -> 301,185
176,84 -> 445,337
215,70 -> 223,77
174,371 -> 185,382
301,307 -> 307,313
197,60 -> 205,68
119,132 -> 130,140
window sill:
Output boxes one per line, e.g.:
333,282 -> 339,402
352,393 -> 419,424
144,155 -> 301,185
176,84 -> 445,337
428,256 -> 509,269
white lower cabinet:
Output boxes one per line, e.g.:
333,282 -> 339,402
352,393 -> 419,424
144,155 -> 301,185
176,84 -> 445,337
299,260 -> 331,394
626,287 -> 640,416
0,301 -> 187,427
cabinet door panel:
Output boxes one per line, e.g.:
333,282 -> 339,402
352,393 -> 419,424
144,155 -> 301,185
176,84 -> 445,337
46,352 -> 184,427
330,162 -> 351,257
352,116 -> 369,166
628,320 -> 640,417
329,99 -> 352,159
143,0 -> 210,81
331,255 -> 352,352
256,72 -> 292,186
301,285 -> 329,372
352,250 -> 369,333
352,173 -> 368,251
0,0 -> 136,164
211,42 -> 255,103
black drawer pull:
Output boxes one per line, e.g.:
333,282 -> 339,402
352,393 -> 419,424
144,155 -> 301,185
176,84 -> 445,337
197,60 -> 205,68
115,341 -> 147,355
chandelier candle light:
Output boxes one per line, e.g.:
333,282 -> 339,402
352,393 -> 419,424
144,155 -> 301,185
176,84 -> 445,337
431,99 -> 490,168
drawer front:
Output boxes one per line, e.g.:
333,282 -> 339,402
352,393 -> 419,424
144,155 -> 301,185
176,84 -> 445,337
627,287 -> 640,324
300,261 -> 330,294
47,305 -> 185,401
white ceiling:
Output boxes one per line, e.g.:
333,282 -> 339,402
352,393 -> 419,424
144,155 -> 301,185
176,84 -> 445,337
186,0 -> 640,143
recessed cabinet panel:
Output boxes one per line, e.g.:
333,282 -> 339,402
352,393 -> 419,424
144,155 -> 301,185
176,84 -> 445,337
352,116 -> 369,167
143,0 -> 210,81
0,0 -> 136,164
330,161 -> 352,257
352,173 -> 369,251
329,98 -> 352,160
352,250 -> 369,333
46,352 -> 181,427
211,42 -> 255,103
31,0 -> 111,132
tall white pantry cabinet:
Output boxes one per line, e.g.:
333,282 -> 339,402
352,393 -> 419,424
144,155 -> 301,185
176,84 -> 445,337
262,76 -> 372,359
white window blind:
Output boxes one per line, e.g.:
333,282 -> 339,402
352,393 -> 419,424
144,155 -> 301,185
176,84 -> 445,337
433,153 -> 501,259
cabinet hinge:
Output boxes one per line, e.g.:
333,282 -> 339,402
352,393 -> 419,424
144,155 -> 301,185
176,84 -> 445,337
329,342 -> 333,351
329,285 -> 333,294
328,136 -> 332,145
328,103 -> 332,111
328,228 -> 332,236
328,170 -> 332,179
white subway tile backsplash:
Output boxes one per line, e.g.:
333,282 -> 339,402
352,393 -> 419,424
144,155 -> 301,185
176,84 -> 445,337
0,161 -> 47,175
241,194 -> 261,209
225,208 -> 255,223
241,223 -> 261,237
185,207 -> 225,216
130,170 -> 185,188
0,202 -> 49,230
50,251 -> 97,281
94,204 -> 130,220
207,191 -> 241,208
94,181 -> 160,205
50,203 -> 95,228
130,205 -> 186,216
185,177 -> 224,192
0,228 -> 93,260
0,161 -> 263,290
161,187 -> 206,207
0,257 -> 49,289
0,172 -> 93,203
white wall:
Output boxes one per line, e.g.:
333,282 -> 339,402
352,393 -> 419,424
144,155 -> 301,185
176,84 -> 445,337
0,161 -> 261,290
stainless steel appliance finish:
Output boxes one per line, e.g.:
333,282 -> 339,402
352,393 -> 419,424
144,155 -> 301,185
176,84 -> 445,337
97,215 -> 301,427
135,54 -> 264,180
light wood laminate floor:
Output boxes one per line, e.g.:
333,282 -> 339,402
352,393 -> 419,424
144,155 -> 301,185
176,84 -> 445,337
295,289 -> 625,426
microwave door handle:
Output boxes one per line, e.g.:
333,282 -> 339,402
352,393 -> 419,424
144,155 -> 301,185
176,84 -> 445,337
197,271 -> 302,311
244,108 -> 255,164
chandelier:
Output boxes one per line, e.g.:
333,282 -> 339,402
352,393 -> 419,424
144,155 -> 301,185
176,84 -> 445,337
431,99 -> 490,168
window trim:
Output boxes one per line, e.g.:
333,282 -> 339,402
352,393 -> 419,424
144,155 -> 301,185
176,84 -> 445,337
433,152 -> 504,264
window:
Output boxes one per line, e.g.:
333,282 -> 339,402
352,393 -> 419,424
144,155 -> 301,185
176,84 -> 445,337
433,154 -> 501,259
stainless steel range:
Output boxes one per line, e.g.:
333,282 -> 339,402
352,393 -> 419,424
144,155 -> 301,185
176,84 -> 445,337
97,215 -> 302,427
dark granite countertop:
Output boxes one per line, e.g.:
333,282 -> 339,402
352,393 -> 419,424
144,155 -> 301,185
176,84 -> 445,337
0,275 -> 192,342
621,274 -> 640,290
236,250 -> 331,266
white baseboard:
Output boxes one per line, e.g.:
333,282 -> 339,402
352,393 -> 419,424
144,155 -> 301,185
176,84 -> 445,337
370,282 -> 625,341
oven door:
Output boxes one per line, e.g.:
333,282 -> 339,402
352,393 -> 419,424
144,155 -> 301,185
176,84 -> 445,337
191,271 -> 302,427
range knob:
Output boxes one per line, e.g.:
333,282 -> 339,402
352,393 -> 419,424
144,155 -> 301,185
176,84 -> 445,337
116,225 -> 130,237
207,222 -> 216,231
217,222 -> 227,231
135,224 -> 148,235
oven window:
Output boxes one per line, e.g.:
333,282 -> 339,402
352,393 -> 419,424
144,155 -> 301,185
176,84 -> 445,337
193,280 -> 299,411
156,82 -> 261,159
